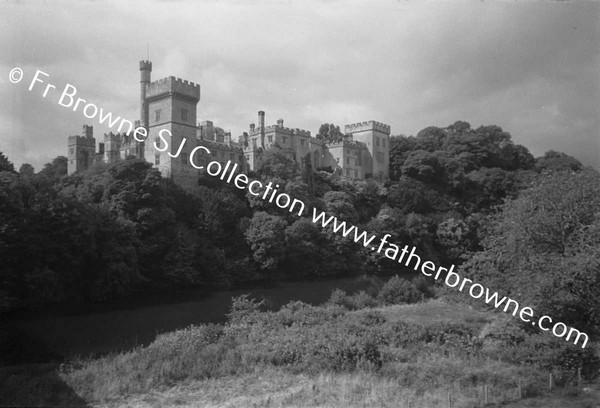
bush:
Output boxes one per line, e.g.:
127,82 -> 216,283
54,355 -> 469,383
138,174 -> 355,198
227,294 -> 265,325
377,275 -> 421,305
327,289 -> 377,310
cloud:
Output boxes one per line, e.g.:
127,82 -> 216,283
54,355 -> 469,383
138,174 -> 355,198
0,0 -> 598,171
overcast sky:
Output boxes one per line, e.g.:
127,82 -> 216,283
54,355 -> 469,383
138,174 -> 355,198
1,0 -> 599,171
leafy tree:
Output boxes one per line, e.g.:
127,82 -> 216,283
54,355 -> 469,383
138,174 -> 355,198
316,123 -> 344,143
244,211 -> 287,279
283,219 -> 323,277
458,168 -> 600,334
0,152 -> 15,173
401,150 -> 443,183
389,135 -> 416,180
38,156 -> 67,181
256,145 -> 299,180
535,150 -> 583,173
323,191 -> 358,224
18,163 -> 34,177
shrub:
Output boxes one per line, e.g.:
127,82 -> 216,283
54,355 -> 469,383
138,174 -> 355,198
227,294 -> 265,325
377,275 -> 421,305
327,289 -> 377,310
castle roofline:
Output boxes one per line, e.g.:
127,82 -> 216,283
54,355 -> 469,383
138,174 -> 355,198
326,140 -> 367,149
146,76 -> 200,102
68,134 -> 95,144
345,120 -> 391,134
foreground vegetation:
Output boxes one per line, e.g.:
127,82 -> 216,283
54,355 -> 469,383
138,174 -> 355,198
2,291 -> 597,407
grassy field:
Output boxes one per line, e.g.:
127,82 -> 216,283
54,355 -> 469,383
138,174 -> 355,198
1,298 -> 598,408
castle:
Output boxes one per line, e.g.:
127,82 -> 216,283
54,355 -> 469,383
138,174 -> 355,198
67,61 -> 391,186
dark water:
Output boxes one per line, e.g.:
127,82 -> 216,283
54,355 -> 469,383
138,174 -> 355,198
9,276 -> 382,362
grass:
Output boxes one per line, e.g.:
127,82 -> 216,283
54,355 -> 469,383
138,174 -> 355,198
2,294 -> 598,407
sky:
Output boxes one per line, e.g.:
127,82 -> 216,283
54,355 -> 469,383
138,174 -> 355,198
1,0 -> 599,171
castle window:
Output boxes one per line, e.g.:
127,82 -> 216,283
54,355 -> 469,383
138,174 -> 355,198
282,136 -> 287,144
382,138 -> 386,148
300,139 -> 305,146
155,154 -> 160,165
155,136 -> 161,149
70,147 -> 74,155
155,109 -> 161,122
181,109 -> 188,122
376,137 -> 380,147
267,135 -> 273,143
346,157 -> 350,165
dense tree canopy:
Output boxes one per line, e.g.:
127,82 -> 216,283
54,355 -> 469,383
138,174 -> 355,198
0,120 -> 591,317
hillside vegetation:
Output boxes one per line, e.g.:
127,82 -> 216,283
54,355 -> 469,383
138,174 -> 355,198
1,121 -> 599,406
2,296 -> 598,407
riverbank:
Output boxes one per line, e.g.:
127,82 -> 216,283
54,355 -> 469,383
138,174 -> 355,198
2,276 -> 386,365
3,298 -> 596,407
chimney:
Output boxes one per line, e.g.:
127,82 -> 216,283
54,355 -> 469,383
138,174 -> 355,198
277,119 -> 284,127
250,123 -> 255,132
258,111 -> 265,149
258,111 -> 265,129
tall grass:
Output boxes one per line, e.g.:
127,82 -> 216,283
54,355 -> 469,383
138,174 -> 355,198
56,293 -> 597,406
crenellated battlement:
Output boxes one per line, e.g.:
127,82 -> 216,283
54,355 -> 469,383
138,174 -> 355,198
198,139 -> 244,153
293,128 -> 311,137
344,120 -> 391,134
146,76 -> 200,101
264,124 -> 293,134
68,134 -> 95,146
139,60 -> 152,71
326,140 -> 367,149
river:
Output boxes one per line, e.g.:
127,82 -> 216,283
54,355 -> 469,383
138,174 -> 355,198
8,276 -> 382,363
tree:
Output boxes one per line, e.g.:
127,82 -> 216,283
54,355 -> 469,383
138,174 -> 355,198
283,219 -> 323,277
18,163 -> 35,177
458,168 -> 600,334
401,150 -> 443,183
323,191 -> 358,224
0,152 -> 15,173
316,123 -> 344,143
39,156 -> 67,178
535,150 -> 583,173
256,144 -> 299,180
244,212 -> 287,279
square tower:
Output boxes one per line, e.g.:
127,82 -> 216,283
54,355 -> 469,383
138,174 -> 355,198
344,121 -> 391,180
144,76 -> 201,187
67,125 -> 96,174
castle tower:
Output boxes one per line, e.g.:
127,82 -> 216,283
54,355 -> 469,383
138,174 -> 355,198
144,75 -> 200,187
344,121 -> 391,180
67,125 -> 96,174
103,131 -> 121,164
140,60 -> 152,129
